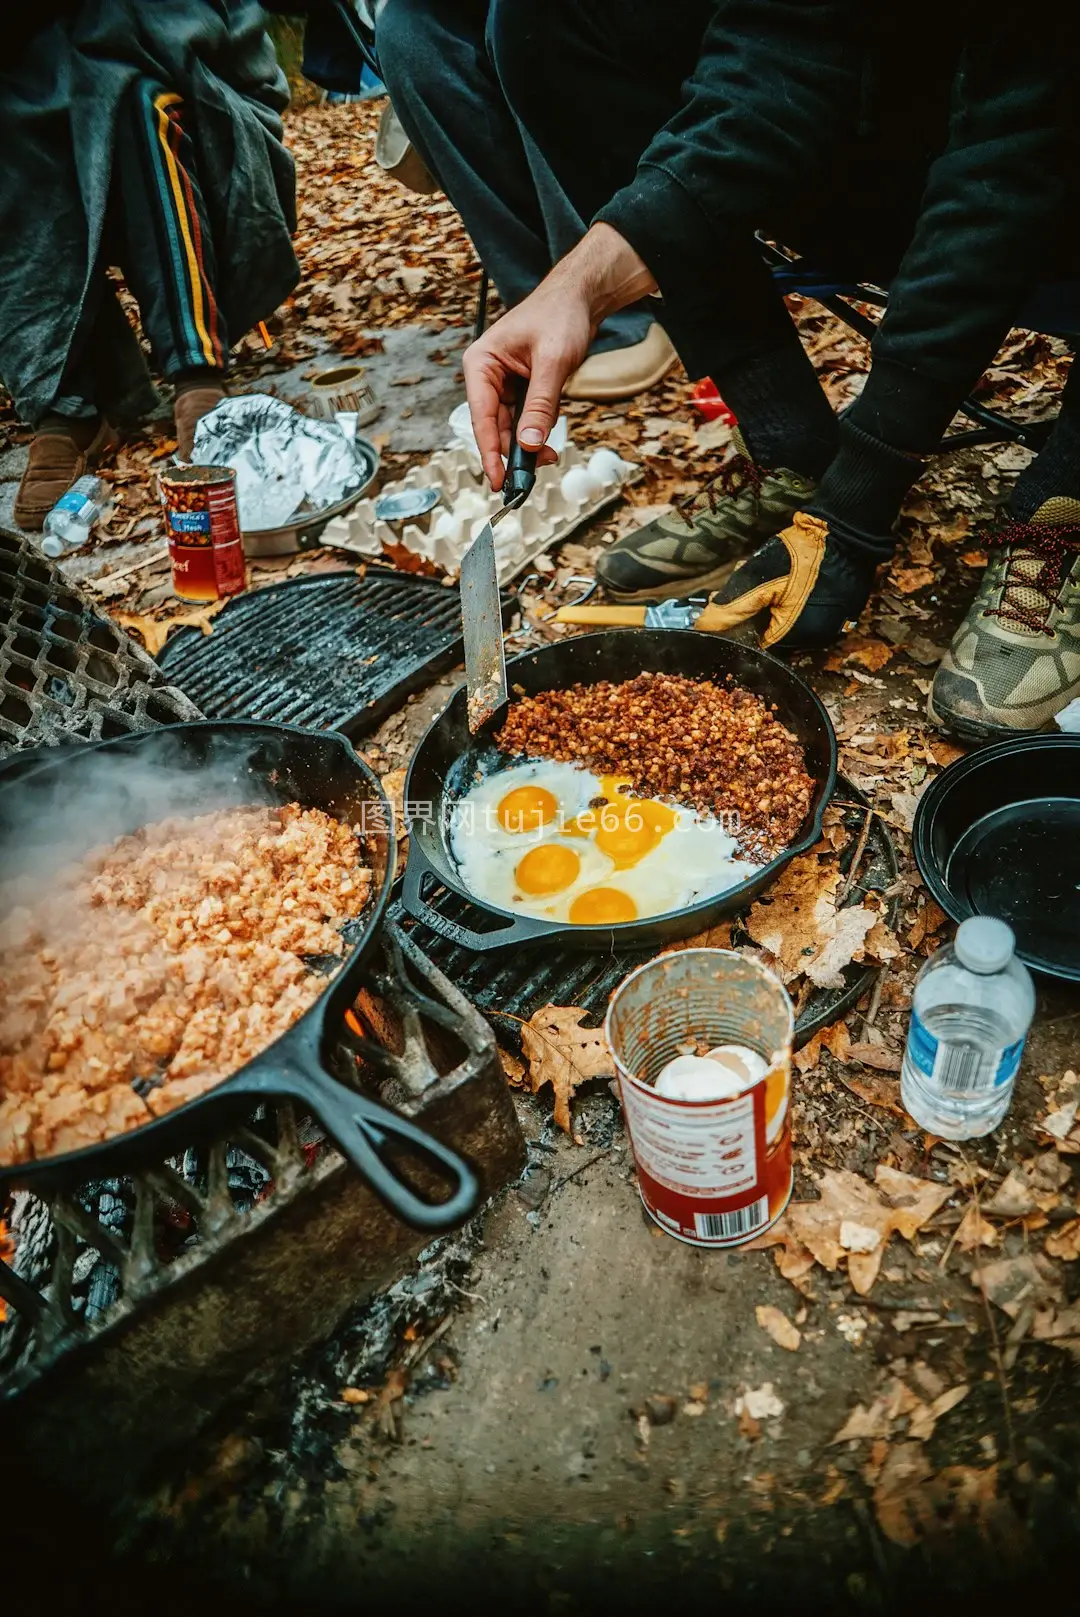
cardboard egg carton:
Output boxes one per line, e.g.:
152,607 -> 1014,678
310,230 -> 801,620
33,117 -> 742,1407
321,441 -> 639,584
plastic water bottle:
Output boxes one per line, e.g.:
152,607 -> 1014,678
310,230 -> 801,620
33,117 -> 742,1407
901,916 -> 1034,1140
40,474 -> 106,558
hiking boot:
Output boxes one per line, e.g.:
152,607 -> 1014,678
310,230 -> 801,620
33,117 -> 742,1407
175,382 -> 227,461
929,497 -> 1080,741
13,419 -> 117,532
596,431 -> 817,602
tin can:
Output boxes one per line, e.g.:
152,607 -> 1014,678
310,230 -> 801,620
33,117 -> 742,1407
605,949 -> 794,1248
159,465 -> 247,603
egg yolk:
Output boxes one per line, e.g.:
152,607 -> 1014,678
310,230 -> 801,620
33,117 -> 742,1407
594,797 -> 678,866
516,843 -> 581,895
497,785 -> 558,833
569,887 -> 638,925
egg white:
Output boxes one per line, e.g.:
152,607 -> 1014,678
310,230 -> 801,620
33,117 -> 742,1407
449,762 -> 763,926
447,759 -> 603,856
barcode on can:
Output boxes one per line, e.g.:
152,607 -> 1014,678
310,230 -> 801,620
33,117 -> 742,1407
694,1195 -> 770,1241
932,1042 -> 997,1093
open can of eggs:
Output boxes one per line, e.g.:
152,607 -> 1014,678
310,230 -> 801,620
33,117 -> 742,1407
605,949 -> 793,1247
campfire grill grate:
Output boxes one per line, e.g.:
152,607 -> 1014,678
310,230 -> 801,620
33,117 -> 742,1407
157,566 -> 513,738
394,778 -> 899,1049
0,530 -> 199,755
1,921 -> 521,1423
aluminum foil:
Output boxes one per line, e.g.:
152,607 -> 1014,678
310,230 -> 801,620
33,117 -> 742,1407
191,395 -> 370,532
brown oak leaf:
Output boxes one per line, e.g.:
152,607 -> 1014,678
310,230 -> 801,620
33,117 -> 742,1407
520,1005 -> 614,1134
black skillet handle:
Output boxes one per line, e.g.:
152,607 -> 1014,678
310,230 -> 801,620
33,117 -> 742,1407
400,838 -> 555,952
262,1056 -> 480,1230
503,376 -> 538,507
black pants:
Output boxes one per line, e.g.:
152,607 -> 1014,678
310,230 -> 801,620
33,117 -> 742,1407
376,0 -> 651,356
483,0 -> 1079,525
483,0 -> 923,383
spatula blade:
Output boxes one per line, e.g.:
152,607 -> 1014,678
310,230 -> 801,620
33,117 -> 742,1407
460,518 -> 507,733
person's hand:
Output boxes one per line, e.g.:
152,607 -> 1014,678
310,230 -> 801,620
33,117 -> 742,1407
463,279 -> 589,490
463,223 -> 657,491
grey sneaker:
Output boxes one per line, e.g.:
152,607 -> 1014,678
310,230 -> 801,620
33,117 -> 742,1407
929,496 -> 1080,742
596,431 -> 817,602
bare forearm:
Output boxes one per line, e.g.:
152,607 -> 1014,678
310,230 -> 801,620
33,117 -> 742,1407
548,223 -> 657,326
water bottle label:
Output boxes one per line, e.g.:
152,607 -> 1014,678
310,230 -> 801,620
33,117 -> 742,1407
908,1011 -> 1024,1094
54,491 -> 91,518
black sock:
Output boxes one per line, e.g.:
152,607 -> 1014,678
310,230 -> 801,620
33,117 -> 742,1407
1011,356 -> 1080,518
713,340 -> 838,480
810,418 -> 924,552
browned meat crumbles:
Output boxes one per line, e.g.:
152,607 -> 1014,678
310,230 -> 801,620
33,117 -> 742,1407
496,672 -> 814,853
0,804 -> 371,1167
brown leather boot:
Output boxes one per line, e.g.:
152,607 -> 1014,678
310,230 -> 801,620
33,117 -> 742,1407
174,384 -> 227,461
13,420 -> 117,532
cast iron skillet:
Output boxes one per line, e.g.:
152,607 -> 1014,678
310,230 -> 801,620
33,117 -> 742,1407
0,722 -> 478,1229
912,733 -> 1080,982
402,630 -> 837,952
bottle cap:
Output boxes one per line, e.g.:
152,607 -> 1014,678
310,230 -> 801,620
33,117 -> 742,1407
955,915 -> 1015,974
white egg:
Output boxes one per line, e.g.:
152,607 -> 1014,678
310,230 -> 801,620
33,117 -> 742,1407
587,447 -> 627,486
559,465 -> 596,505
448,760 -> 603,856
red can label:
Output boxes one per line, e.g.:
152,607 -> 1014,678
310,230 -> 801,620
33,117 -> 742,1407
160,467 -> 247,603
618,1065 -> 792,1247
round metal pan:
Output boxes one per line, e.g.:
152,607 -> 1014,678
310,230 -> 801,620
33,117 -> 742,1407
912,733 -> 1080,982
0,722 -> 478,1229
402,630 -> 837,953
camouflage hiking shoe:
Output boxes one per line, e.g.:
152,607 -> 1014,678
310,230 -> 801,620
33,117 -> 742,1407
930,496 -> 1080,742
596,430 -> 817,602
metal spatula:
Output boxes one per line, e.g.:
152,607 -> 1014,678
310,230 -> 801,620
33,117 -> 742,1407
460,379 -> 537,732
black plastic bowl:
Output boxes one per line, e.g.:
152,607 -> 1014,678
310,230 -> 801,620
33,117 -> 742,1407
402,629 -> 836,953
912,733 -> 1080,981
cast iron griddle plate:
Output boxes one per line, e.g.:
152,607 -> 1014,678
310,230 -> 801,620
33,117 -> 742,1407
913,734 -> 1080,982
394,778 -> 897,1050
157,567 -> 513,738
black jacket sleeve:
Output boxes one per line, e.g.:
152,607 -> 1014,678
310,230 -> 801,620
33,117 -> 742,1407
868,21 -> 1073,397
594,0 -> 866,315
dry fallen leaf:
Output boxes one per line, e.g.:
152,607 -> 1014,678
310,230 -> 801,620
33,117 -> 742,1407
755,1304 -> 801,1351
762,1166 -> 951,1294
955,1202 -> 1001,1252
793,1018 -> 850,1074
891,565 -> 936,595
845,1041 -> 902,1073
115,600 -> 225,655
908,1384 -> 970,1443
824,635 -> 894,674
1045,1219 -> 1080,1262
908,898 -> 949,952
874,1445 -> 997,1547
520,1005 -> 614,1134
497,1045 -> 527,1086
747,854 -> 876,988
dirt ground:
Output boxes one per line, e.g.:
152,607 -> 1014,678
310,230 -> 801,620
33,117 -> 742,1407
4,97 -> 1080,1616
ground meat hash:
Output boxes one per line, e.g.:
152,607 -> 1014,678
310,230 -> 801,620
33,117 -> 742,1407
496,672 -> 814,853
0,804 -> 371,1167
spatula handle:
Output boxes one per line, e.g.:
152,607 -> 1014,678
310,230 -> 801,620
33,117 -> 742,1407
504,374 -> 538,506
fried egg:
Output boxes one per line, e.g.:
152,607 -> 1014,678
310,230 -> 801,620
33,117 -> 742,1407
449,760 -> 764,927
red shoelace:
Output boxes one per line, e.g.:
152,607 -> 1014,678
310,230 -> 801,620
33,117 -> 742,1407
675,452 -> 766,529
984,519 -> 1080,635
